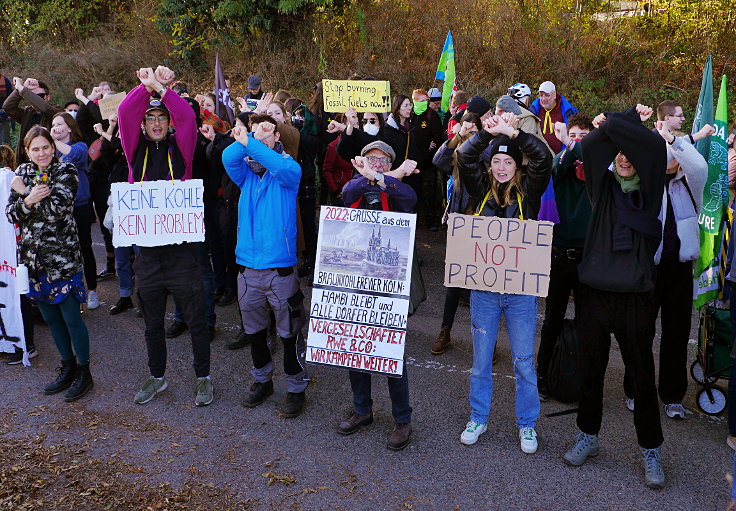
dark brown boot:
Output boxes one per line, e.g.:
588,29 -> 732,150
337,412 -> 373,435
387,422 -> 412,451
431,326 -> 451,355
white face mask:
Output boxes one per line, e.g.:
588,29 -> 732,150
66,110 -> 78,119
363,123 -> 380,136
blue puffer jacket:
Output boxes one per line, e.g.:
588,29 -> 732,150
223,134 -> 301,269
60,141 -> 91,207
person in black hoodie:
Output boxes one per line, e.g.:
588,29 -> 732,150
562,105 -> 667,490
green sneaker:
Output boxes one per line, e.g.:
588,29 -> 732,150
134,377 -> 168,404
195,377 -> 214,406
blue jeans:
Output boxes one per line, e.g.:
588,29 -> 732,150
349,361 -> 412,423
115,245 -> 138,298
469,290 -> 540,428
174,242 -> 216,327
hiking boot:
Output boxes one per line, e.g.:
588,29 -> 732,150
387,422 -> 412,451
64,364 -> 93,402
217,289 -> 236,307
519,427 -> 538,454
563,431 -> 599,466
431,326 -> 451,355
195,377 -> 214,406
43,359 -> 77,395
110,296 -> 134,315
227,330 -> 250,350
165,321 -> 187,339
278,392 -> 305,418
663,403 -> 686,419
642,447 -> 665,489
134,377 -> 168,404
337,412 -> 374,435
87,291 -> 100,310
243,381 -> 274,408
6,347 -> 37,365
625,398 -> 635,412
460,420 -> 487,445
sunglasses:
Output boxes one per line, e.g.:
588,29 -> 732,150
362,118 -> 377,125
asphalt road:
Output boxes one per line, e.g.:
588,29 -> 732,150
2,226 -> 732,510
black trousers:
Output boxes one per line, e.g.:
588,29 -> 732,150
73,204 -> 97,291
537,247 -> 582,377
89,177 -> 114,254
298,194 -> 317,265
219,200 -> 239,292
624,259 -> 692,404
576,284 -> 663,449
135,244 -> 210,378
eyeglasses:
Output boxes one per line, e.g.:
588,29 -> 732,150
145,114 -> 169,123
366,156 -> 391,166
538,92 -> 554,98
362,118 -> 377,125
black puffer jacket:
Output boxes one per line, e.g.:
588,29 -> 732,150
457,129 -> 552,220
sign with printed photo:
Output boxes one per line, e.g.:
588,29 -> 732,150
307,206 -> 416,376
110,179 -> 205,247
444,213 -> 554,297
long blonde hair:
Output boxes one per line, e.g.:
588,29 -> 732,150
488,167 -> 524,207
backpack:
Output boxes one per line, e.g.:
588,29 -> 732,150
546,319 -> 582,403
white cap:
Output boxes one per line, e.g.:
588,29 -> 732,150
538,81 -> 556,94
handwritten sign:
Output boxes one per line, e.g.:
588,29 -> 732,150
322,79 -> 391,113
110,179 -> 205,247
307,206 -> 416,376
444,213 -> 553,297
98,92 -> 127,120
0,171 -> 27,364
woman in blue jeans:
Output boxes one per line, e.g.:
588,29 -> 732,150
6,126 -> 93,401
456,113 -> 551,453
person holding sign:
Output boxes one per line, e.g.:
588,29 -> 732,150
222,114 -> 309,419
562,105 -> 667,489
6,126 -> 93,401
339,140 -> 418,450
455,113 -> 552,454
118,66 -> 214,407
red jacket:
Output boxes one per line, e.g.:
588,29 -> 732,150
322,135 -> 354,193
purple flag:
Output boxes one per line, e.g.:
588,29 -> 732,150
214,53 -> 234,125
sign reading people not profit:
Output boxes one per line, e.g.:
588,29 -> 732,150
322,79 -> 392,113
444,213 -> 554,297
307,206 -> 416,377
110,179 -> 205,247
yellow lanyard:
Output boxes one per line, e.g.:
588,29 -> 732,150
542,101 -> 556,134
140,147 -> 175,185
475,189 -> 524,221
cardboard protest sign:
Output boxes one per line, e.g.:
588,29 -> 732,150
110,179 -> 205,247
98,92 -> 127,120
444,213 -> 554,297
0,171 -> 28,364
307,206 -> 416,376
322,79 -> 391,113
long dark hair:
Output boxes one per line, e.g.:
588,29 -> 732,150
23,125 -> 60,167
52,112 -> 84,144
391,94 -> 411,124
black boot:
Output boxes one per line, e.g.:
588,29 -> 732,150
64,364 -> 94,402
43,359 -> 77,395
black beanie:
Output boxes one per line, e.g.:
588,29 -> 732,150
489,135 -> 523,169
466,96 -> 491,117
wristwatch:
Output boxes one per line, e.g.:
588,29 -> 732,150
374,172 -> 385,184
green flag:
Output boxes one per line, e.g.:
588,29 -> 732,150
694,74 -> 729,308
435,31 -> 455,113
691,55 -> 714,160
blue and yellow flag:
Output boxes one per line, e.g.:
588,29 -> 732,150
435,31 -> 455,113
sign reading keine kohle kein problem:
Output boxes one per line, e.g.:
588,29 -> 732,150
444,213 -> 554,297
307,206 -> 416,377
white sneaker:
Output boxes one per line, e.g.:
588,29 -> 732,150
460,420 -> 487,445
663,403 -> 686,419
87,290 -> 100,310
625,398 -> 635,412
519,427 -> 538,454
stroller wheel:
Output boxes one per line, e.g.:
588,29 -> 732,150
690,360 -> 717,385
696,387 -> 727,415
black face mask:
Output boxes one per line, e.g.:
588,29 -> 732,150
291,115 -> 304,130
363,191 -> 382,210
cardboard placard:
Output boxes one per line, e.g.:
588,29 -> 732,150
110,179 -> 205,247
444,213 -> 554,297
98,92 -> 127,120
306,206 -> 416,376
322,79 -> 391,113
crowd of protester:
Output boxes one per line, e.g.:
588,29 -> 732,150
2,65 -> 736,493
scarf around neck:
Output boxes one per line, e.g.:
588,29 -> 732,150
246,140 -> 284,176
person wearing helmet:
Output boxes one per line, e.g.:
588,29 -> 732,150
508,83 -> 533,110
